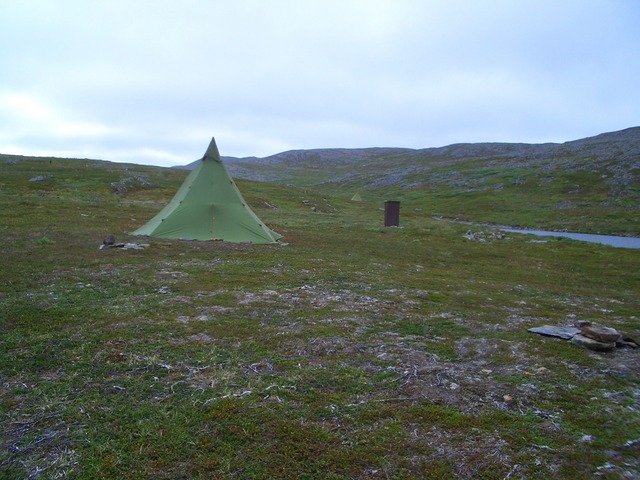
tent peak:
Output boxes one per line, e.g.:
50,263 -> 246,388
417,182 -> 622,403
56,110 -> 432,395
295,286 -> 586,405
203,137 -> 221,162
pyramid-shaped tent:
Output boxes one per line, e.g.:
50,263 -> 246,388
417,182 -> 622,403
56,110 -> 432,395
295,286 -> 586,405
132,138 -> 282,244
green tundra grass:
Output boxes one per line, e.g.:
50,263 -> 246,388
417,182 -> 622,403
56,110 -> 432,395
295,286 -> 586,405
1,155 -> 638,479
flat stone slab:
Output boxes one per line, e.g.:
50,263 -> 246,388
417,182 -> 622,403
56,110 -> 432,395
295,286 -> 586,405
528,325 -> 580,340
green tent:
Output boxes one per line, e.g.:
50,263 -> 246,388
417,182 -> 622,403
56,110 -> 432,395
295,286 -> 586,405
351,193 -> 362,202
132,138 -> 282,244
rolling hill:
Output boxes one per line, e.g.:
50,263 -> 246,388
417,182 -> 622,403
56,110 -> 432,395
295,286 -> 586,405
210,127 -> 640,191
183,127 -> 640,235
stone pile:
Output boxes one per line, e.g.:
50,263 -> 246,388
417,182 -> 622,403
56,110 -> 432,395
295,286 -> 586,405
110,175 -> 155,194
463,230 -> 506,242
528,321 -> 638,352
98,235 -> 149,251
572,323 -> 624,352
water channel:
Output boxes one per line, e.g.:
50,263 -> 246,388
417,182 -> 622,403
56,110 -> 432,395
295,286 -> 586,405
499,228 -> 640,249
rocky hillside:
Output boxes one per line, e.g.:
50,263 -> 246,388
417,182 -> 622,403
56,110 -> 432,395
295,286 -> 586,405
209,127 -> 640,192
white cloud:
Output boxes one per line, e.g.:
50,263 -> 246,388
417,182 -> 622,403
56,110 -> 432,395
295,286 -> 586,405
0,91 -> 116,142
2,93 -> 53,122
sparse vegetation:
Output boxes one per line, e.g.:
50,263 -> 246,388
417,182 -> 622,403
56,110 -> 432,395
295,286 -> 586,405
1,147 -> 638,479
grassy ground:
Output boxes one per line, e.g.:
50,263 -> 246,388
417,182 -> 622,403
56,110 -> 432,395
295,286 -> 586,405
319,156 -> 639,237
1,156 -> 639,479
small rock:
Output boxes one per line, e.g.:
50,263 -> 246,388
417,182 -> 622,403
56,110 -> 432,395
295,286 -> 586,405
574,320 -> 592,328
580,324 -> 620,343
616,339 -> 637,349
122,243 -> 148,250
571,334 -> 616,352
503,394 -> 513,402
616,332 -> 639,349
580,434 -> 594,443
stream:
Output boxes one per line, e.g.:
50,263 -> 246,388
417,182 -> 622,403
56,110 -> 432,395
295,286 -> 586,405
499,228 -> 640,249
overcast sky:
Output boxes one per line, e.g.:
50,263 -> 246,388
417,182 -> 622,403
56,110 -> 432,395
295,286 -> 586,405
1,1 -> 638,167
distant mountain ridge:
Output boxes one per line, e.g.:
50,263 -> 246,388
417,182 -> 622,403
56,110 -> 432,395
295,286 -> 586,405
177,127 -> 640,190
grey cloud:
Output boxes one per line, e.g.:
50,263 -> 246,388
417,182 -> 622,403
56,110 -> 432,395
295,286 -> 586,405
0,1 -> 638,166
